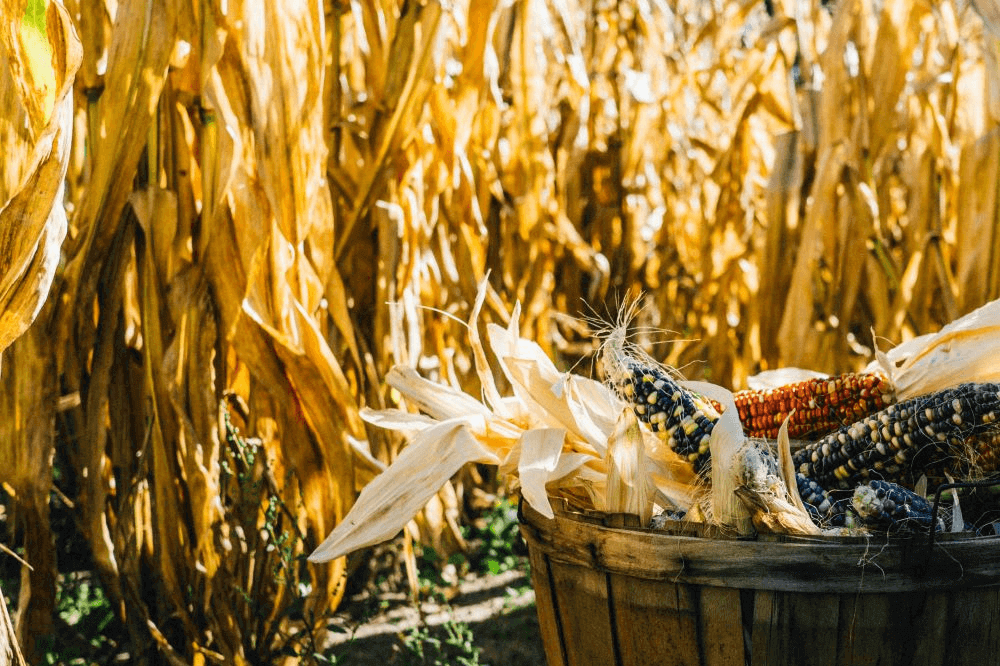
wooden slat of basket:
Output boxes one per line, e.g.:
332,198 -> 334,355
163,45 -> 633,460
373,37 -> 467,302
836,593 -> 895,665
748,590 -> 783,665
527,546 -> 567,666
549,560 -> 618,665
789,593 -> 839,666
942,587 -> 1000,666
697,587 -> 744,666
608,575 -> 700,666
907,592 -> 948,666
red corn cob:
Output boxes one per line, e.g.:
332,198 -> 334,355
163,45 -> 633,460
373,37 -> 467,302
708,372 -> 896,440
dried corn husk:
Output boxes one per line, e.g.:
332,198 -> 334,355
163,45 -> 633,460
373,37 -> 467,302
605,409 -> 652,525
686,380 -> 753,534
0,3 -> 80,659
309,418 -> 501,562
0,1 -> 80,361
735,417 -> 821,536
870,298 -> 1000,400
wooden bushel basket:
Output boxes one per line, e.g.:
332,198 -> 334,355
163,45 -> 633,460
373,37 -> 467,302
519,498 -> 1000,666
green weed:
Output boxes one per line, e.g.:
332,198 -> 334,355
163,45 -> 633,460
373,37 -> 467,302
400,617 -> 483,666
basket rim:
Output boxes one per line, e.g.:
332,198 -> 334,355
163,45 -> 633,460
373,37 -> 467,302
519,497 -> 1000,593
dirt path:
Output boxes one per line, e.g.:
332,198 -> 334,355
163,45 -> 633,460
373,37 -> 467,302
326,569 -> 547,665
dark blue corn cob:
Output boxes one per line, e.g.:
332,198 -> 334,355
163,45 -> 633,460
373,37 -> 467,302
849,480 -> 969,533
796,473 -> 847,526
611,356 -> 720,474
794,382 -> 1000,491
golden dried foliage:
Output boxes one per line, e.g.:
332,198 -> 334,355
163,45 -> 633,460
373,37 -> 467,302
0,0 -> 998,661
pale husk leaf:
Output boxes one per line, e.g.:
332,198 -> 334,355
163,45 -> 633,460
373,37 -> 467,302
517,428 -> 567,519
870,298 -> 1000,399
685,380 -> 752,533
309,419 -> 500,563
604,408 -> 652,525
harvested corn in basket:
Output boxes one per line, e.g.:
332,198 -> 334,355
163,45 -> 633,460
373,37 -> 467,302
311,291 -> 1000,567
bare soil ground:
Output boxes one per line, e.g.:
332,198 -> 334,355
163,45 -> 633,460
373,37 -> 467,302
325,569 -> 547,665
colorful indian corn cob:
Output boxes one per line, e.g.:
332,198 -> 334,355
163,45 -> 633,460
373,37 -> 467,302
849,480 -> 969,533
731,372 -> 895,440
796,474 -> 846,525
605,353 -> 720,474
794,382 -> 1000,490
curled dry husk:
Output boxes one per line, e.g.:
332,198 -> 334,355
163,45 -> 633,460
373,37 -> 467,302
868,297 -> 1000,401
310,280 -> 819,563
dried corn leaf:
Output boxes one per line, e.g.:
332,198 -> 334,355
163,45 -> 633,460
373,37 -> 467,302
308,419 -> 499,562
54,0 -> 178,349
361,407 -> 439,433
605,409 -> 652,525
491,318 -> 616,454
872,297 -> 1000,399
0,1 -> 79,359
0,8 -> 80,657
388,365 -> 495,421
517,428 -> 567,519
0,0 -> 53,136
502,356 -> 611,456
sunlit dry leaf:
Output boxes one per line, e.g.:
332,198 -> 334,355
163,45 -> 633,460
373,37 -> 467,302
605,409 -> 652,525
517,428 -> 566,519
973,0 -> 1000,40
388,364 -> 494,421
55,0 -> 178,353
308,419 -> 499,562
361,406 -> 439,432
0,1 -> 79,360
956,129 -> 1000,311
1,0 -> 51,135
0,10 -> 79,650
870,297 -> 1000,399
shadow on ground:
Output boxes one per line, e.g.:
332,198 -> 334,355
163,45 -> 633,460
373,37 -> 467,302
326,569 -> 547,665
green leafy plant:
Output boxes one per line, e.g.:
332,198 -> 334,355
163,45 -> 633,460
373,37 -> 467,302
23,0 -> 45,34
467,498 -> 525,577
41,573 -> 119,665
400,618 -> 483,666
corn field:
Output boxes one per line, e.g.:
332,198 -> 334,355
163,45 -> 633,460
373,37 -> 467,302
1,0 -> 1000,662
